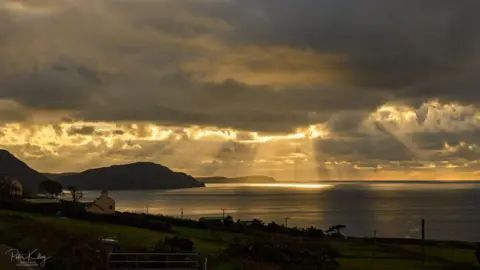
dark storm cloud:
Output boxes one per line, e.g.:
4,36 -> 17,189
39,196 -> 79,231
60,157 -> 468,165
73,73 -> 386,132
0,107 -> 29,122
412,129 -> 480,162
314,136 -> 415,162
112,129 -> 125,135
216,141 -> 255,161
309,111 -> 480,162
78,72 -> 387,132
326,111 -> 370,134
199,0 -> 480,101
0,58 -> 103,111
66,125 -> 96,136
1,0 -> 480,136
413,131 -> 470,151
441,143 -> 480,161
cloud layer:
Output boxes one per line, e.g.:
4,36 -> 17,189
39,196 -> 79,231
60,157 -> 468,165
1,0 -> 480,179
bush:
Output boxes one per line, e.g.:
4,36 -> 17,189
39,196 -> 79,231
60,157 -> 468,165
222,237 -> 339,270
154,236 -> 196,252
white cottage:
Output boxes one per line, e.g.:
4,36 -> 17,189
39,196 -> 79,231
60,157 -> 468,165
1,176 -> 23,197
85,190 -> 116,215
9,179 -> 23,197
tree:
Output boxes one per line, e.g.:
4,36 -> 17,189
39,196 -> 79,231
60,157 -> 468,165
39,180 -> 63,198
224,215 -> 234,226
326,224 -> 346,234
267,221 -> 281,232
306,226 -> 324,238
251,218 -> 265,230
67,186 -> 84,202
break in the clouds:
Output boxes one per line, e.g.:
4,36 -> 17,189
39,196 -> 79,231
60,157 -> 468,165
1,0 -> 480,179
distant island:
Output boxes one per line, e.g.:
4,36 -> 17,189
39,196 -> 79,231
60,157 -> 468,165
196,175 -> 277,184
45,162 -> 205,190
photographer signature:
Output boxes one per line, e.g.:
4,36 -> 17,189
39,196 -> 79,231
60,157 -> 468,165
5,248 -> 51,267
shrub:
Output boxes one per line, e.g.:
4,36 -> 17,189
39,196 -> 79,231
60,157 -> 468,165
222,237 -> 339,270
154,236 -> 196,253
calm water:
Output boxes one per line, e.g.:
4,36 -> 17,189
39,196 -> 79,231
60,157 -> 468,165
82,183 -> 480,242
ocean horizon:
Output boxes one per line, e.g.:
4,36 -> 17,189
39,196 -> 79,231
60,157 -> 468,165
81,182 -> 480,242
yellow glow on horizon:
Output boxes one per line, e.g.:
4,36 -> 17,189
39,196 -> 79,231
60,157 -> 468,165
150,127 -> 173,141
247,183 -> 332,189
208,183 -> 333,189
184,127 -> 238,141
0,121 -> 330,150
308,125 -> 325,138
251,133 -> 307,143
247,125 -> 328,143
2,102 -> 480,179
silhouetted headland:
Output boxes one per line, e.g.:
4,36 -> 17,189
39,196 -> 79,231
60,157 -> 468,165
47,162 -> 205,190
0,149 -> 49,194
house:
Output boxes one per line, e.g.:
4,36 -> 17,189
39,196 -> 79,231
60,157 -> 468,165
0,176 -> 23,197
85,190 -> 115,215
9,178 -> 23,197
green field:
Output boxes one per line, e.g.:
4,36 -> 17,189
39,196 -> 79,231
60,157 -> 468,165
333,240 -> 478,270
0,210 -> 478,270
0,210 -> 231,255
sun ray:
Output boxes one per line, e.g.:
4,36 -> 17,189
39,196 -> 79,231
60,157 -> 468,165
374,106 -> 429,161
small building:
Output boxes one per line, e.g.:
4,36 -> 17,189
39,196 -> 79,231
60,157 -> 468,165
199,216 -> 224,226
9,179 -> 23,197
85,190 -> 115,215
1,176 -> 23,197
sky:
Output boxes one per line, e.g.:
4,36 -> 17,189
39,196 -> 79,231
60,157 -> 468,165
1,0 -> 480,180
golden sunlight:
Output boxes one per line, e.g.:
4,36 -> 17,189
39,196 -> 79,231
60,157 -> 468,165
207,183 -> 333,189
247,124 -> 328,143
247,183 -> 333,189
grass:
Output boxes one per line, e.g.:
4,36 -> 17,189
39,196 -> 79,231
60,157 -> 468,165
0,209 -> 479,270
23,198 -> 60,203
0,210 -> 227,255
336,258 -> 445,270
333,239 -> 479,270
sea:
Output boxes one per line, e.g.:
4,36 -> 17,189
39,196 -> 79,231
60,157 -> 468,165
82,182 -> 480,242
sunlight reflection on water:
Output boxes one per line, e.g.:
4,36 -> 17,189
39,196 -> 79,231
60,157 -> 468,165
206,183 -> 333,189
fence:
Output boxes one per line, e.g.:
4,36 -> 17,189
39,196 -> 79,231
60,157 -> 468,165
345,219 -> 480,270
106,252 -> 199,270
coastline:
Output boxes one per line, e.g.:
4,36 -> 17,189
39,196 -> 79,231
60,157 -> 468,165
1,208 -> 479,270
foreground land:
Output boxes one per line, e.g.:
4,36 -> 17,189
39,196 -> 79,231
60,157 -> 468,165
0,244 -> 26,270
0,210 -> 478,270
